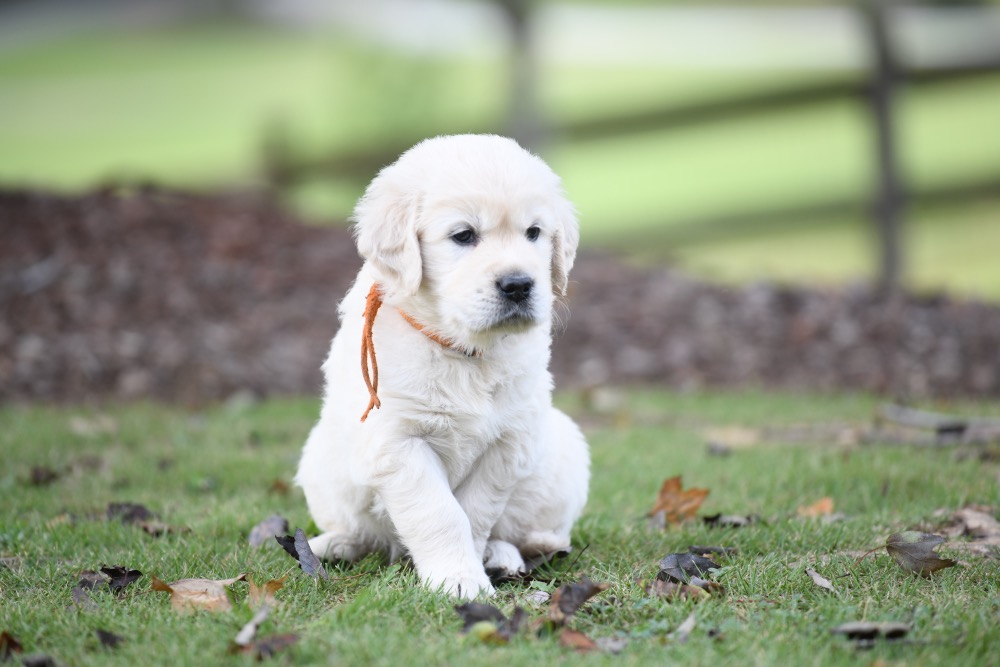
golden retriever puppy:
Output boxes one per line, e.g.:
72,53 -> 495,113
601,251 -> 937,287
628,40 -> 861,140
296,134 -> 589,598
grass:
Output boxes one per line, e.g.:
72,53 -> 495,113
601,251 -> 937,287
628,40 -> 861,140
2,389 -> 998,666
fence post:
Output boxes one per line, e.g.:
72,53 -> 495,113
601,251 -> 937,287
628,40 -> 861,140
862,0 -> 905,297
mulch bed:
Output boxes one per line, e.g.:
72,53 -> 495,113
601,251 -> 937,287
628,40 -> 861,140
2,186 -> 998,404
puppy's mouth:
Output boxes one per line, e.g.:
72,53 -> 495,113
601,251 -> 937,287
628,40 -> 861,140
485,301 -> 537,330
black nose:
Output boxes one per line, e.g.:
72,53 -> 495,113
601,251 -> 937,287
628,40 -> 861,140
496,274 -> 534,303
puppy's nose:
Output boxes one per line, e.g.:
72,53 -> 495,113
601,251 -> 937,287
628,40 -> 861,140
496,274 -> 533,303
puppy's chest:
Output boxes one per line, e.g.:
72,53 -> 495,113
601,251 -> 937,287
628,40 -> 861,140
412,370 -> 533,482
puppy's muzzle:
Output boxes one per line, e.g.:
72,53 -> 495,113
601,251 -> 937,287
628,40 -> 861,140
496,273 -> 533,304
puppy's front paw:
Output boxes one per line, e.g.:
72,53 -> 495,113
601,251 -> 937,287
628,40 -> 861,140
427,571 -> 495,599
483,540 -> 526,581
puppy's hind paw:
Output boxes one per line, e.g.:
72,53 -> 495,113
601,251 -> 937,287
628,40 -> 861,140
483,539 -> 526,582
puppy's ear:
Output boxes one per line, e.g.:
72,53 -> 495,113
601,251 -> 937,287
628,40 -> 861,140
352,175 -> 422,298
551,197 -> 580,296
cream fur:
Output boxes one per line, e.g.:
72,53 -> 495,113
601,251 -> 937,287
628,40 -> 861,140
295,134 -> 589,599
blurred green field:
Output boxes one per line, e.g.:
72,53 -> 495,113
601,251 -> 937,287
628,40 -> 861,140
1,20 -> 998,299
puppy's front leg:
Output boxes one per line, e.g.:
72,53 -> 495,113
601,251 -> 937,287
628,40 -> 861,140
453,438 -> 528,565
372,438 -> 494,599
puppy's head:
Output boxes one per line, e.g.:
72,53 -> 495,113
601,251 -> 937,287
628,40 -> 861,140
353,134 -> 579,344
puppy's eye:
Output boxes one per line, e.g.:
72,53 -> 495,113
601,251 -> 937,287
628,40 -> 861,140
451,229 -> 477,246
526,225 -> 541,242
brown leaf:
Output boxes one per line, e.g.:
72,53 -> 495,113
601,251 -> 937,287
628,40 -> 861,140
100,566 -> 142,596
885,532 -> 957,577
152,573 -> 247,612
248,576 -> 286,609
29,466 -> 60,487
559,628 -> 599,653
1,631 -> 23,661
249,515 -> 289,549
106,502 -> 155,525
647,578 -> 711,601
95,629 -> 124,649
702,513 -> 755,528
797,497 -> 835,518
831,621 -> 910,642
548,577 -> 609,626
649,476 -> 709,527
268,479 -> 290,496
805,568 -> 837,594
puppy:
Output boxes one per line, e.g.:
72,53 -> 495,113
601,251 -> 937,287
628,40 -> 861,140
296,134 -> 589,598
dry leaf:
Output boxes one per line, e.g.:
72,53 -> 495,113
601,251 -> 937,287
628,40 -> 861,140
805,568 -> 837,594
454,603 -> 525,644
703,513 -> 755,528
152,573 -> 247,612
559,628 -> 599,652
0,631 -> 23,661
702,426 -> 760,448
100,566 -> 142,596
657,552 -> 720,584
95,629 -> 124,649
28,466 -> 60,486
106,502 -> 155,524
649,476 -> 709,527
276,529 -> 328,579
831,621 -> 910,642
547,578 -> 609,626
647,578 -> 711,601
885,532 -> 957,577
248,576 -> 286,609
249,515 -> 289,549
797,497 -> 835,518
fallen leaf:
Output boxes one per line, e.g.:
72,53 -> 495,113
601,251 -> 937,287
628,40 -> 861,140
559,628 -> 599,652
702,426 -> 760,448
249,515 -> 289,548
525,590 -> 551,605
275,529 -> 328,579
671,612 -> 697,643
268,479 -> 290,496
106,502 -> 155,525
454,603 -> 525,644
548,577 -> 609,626
797,497 -> 835,518
938,506 -> 1000,539
1,631 -> 23,661
831,621 -> 910,643
805,568 -> 837,594
233,604 -> 271,647
28,466 -> 60,486
152,573 -> 247,612
647,578 -> 711,601
649,476 -> 709,527
19,654 -> 57,667
657,552 -> 720,584
70,586 -> 97,611
77,570 -> 106,590
100,566 -> 142,596
95,629 -> 124,649
248,576 -> 286,609
885,532 -> 957,577
703,513 -> 755,528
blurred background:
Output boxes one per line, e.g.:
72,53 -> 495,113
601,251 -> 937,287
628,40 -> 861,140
2,0 -> 999,299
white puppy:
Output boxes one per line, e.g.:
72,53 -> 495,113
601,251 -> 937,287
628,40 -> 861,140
296,134 -> 589,599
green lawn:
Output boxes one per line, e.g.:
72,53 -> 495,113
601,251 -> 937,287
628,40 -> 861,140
2,390 -> 998,666
2,20 -> 999,298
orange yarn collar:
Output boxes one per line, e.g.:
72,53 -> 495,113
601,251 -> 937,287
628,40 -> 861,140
360,283 -> 478,422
